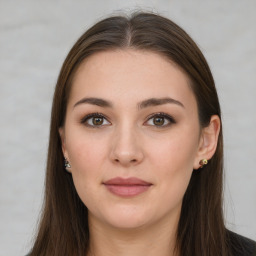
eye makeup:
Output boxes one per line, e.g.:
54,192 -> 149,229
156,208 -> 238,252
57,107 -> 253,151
80,112 -> 111,128
144,112 -> 176,128
80,111 -> 176,129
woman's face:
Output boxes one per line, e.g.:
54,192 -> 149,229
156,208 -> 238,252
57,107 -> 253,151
60,49 -> 206,229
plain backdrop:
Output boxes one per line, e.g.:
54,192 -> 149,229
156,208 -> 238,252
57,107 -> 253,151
0,0 -> 255,255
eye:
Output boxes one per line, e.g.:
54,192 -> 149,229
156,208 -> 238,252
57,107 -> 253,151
81,113 -> 111,128
145,113 -> 176,127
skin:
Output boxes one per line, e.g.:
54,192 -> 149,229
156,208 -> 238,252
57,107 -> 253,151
59,49 -> 220,256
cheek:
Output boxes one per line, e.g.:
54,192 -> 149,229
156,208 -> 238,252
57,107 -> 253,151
64,132 -> 109,199
147,129 -> 199,200
66,129 -> 108,172
148,130 -> 199,173
66,136 -> 106,208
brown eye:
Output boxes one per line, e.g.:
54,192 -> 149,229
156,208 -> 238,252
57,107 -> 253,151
81,113 -> 111,127
153,117 -> 165,126
93,117 -> 104,125
145,113 -> 176,128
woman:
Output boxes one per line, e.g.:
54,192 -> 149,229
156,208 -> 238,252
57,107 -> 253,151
29,12 -> 256,256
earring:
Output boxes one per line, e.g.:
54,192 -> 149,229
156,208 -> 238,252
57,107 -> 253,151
199,159 -> 208,168
64,158 -> 71,171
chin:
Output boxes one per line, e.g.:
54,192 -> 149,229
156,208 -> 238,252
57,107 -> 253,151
96,205 -> 153,230
106,216 -> 150,230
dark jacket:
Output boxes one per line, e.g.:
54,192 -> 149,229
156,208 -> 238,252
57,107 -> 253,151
227,230 -> 256,256
26,230 -> 256,256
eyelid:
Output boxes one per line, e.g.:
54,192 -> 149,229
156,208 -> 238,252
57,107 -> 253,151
80,112 -> 111,127
144,112 -> 176,127
80,112 -> 175,128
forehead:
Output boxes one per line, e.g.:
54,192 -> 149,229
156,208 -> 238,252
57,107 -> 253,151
69,49 -> 196,110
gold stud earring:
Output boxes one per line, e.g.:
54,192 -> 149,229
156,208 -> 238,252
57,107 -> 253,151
199,159 -> 208,168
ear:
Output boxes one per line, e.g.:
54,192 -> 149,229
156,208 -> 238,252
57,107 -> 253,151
193,115 -> 221,169
59,127 -> 68,159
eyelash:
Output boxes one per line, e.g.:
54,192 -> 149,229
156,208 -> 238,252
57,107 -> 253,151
80,113 -> 110,128
145,112 -> 176,127
80,112 -> 176,128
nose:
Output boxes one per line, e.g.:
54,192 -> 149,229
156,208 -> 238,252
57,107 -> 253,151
109,125 -> 144,167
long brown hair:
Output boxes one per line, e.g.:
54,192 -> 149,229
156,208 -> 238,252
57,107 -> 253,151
30,12 -> 230,255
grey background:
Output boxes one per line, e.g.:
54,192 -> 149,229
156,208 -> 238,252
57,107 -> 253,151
0,0 -> 255,255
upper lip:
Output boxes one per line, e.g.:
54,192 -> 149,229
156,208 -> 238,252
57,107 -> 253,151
103,177 -> 152,186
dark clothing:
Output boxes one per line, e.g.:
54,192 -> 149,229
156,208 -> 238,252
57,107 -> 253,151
228,230 -> 256,256
26,230 -> 256,256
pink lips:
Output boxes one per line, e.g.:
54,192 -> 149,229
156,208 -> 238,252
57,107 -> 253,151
103,177 -> 152,197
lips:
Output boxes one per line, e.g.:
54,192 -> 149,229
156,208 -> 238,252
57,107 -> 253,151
103,177 -> 152,197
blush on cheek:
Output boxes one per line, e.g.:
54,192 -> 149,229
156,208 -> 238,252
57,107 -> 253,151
69,141 -> 106,176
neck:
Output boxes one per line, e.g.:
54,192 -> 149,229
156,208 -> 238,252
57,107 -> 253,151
87,212 -> 180,256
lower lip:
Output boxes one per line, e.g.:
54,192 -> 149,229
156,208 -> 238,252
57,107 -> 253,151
104,184 -> 151,197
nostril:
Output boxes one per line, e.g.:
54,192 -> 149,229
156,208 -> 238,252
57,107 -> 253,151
114,158 -> 137,164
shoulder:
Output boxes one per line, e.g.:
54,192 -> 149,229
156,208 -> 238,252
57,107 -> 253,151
227,230 -> 256,256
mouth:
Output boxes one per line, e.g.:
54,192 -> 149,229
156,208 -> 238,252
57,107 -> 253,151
103,177 -> 152,197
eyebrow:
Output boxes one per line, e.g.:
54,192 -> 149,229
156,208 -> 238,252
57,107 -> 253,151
138,97 -> 184,109
73,97 -> 184,109
73,97 -> 113,108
